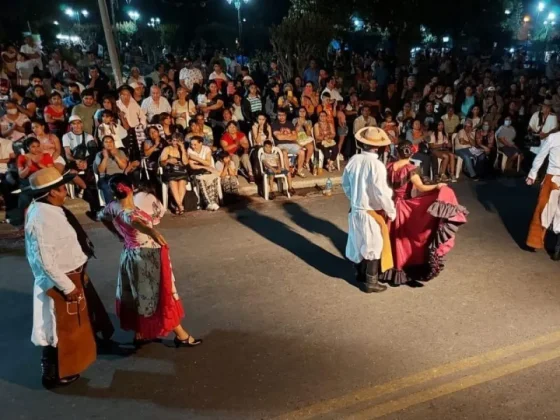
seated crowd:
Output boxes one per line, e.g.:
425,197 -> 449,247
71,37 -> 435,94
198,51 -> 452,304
1,39 -> 559,225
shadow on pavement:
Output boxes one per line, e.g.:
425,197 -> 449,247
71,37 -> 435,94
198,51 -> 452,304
474,178 -> 538,250
55,328 -> 391,414
225,197 -> 359,289
282,201 -> 347,257
0,289 -> 43,390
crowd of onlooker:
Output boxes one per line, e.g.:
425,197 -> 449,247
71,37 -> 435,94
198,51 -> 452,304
1,34 -> 560,226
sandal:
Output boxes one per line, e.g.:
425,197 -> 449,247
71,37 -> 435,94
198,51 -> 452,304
174,335 -> 203,348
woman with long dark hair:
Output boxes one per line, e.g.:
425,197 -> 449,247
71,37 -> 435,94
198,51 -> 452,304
382,141 -> 468,286
99,174 -> 202,348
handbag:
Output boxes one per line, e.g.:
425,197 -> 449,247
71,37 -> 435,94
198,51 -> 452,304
71,133 -> 89,161
163,147 -> 188,180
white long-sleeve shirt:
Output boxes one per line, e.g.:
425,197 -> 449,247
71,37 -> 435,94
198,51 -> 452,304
343,151 -> 396,263
141,96 -> 172,123
26,202 -> 88,346
529,132 -> 560,180
117,98 -> 147,128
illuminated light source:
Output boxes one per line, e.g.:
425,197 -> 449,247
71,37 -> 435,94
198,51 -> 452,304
81,9 -> 88,17
544,20 -> 549,25
553,21 -> 557,25
524,15 -> 531,22
128,10 -> 140,21
505,9 -> 511,15
65,8 -> 74,16
53,20 -> 59,25
548,12 -> 556,20
243,18 -> 247,22
539,2 -> 546,12
442,36 -> 450,43
509,47 -> 515,53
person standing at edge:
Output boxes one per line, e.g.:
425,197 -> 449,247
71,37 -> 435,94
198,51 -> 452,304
526,131 -> 560,259
24,168 -> 114,389
343,127 -> 396,293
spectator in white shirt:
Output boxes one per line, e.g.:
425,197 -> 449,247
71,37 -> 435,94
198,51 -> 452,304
353,106 -> 377,134
321,77 -> 344,105
208,63 -> 229,93
20,36 -> 43,71
179,58 -> 204,92
127,67 -> 145,86
528,100 -> 558,147
141,85 -> 172,124
116,85 -> 147,129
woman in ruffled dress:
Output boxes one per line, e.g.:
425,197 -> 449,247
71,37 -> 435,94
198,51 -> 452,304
99,174 -> 202,348
382,141 -> 468,286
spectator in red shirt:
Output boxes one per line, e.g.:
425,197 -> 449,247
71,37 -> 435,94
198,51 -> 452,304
220,121 -> 254,183
17,137 -> 55,180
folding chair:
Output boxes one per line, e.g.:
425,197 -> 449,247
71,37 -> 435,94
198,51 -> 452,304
258,147 -> 291,200
451,133 -> 464,179
495,141 -> 521,173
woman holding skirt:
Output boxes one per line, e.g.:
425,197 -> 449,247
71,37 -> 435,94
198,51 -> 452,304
382,141 -> 468,286
100,174 -> 202,348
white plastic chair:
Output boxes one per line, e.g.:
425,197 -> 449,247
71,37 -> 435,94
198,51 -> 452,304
94,173 -> 106,207
451,133 -> 464,179
494,132 -> 521,173
312,127 -> 340,171
257,147 -> 291,200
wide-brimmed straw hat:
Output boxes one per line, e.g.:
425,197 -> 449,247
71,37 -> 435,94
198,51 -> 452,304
19,167 -> 76,196
355,127 -> 392,147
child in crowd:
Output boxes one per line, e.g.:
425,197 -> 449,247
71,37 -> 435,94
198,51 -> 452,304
96,110 -> 124,149
381,111 -> 399,156
197,87 -> 209,121
261,140 -> 296,199
215,150 -> 239,196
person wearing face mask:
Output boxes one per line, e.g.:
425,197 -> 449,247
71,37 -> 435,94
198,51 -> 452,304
1,100 -> 30,141
495,117 -> 523,172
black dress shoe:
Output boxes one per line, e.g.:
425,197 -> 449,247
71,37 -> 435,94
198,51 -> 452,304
360,282 -> 388,293
42,374 -> 80,389
552,250 -> 560,261
174,336 -> 203,348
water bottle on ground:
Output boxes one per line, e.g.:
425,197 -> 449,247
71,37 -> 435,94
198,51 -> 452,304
324,177 -> 333,197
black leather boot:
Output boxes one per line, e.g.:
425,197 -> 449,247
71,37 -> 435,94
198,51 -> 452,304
354,261 -> 367,283
41,346 -> 79,389
552,234 -> 560,261
41,346 -> 58,389
361,273 -> 388,293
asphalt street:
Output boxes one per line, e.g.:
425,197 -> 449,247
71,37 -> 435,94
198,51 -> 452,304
1,177 -> 560,419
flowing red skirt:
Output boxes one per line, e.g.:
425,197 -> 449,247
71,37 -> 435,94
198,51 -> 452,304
384,186 -> 468,284
116,246 -> 185,339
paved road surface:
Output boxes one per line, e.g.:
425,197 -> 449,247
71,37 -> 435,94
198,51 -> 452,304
1,178 -> 560,420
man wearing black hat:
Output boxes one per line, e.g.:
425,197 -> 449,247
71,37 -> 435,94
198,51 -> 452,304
24,168 -> 113,389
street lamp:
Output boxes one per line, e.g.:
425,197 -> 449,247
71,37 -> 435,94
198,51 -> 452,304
65,7 -> 87,26
505,9 -> 511,15
442,36 -> 450,43
538,2 -> 546,12
53,20 -> 59,25
548,12 -> 556,20
128,10 -> 140,22
524,15 -> 531,22
226,0 -> 250,46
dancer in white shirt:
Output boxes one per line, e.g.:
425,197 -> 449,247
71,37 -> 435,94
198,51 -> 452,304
527,131 -> 560,258
343,127 -> 396,293
24,168 -> 113,388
